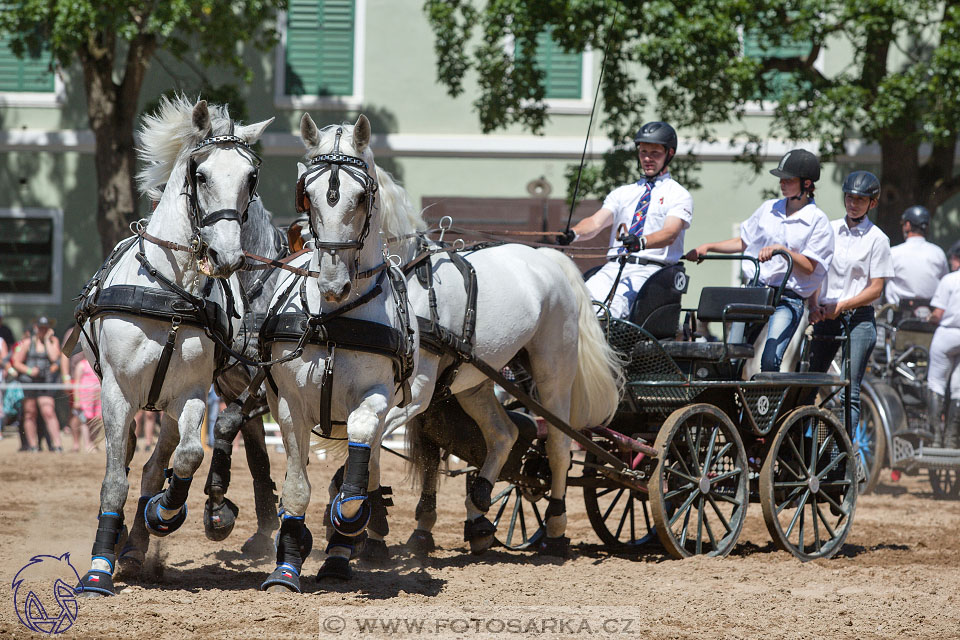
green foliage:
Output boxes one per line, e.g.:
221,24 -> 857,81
0,0 -> 285,83
425,0 -> 960,214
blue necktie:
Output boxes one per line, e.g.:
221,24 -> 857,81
622,181 -> 652,253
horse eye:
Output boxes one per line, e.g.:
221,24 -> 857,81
195,172 -> 207,184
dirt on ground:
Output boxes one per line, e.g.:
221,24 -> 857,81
1,433 -> 959,640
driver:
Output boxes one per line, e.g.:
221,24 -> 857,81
885,205 -> 948,306
558,121 -> 693,319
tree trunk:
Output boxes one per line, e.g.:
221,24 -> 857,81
877,135 -> 920,243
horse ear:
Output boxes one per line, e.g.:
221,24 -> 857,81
300,113 -> 320,149
236,117 -> 274,145
297,162 -> 307,178
353,114 -> 371,153
192,100 -> 211,137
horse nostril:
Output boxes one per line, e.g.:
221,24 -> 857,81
207,247 -> 220,265
340,282 -> 351,299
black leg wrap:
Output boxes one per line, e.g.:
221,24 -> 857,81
342,444 -> 370,499
367,486 -> 393,538
415,493 -> 437,521
463,515 -> 496,542
261,516 -> 310,593
79,511 -> 124,597
252,480 -> 280,533
204,441 -> 233,495
545,496 -> 566,520
316,556 -> 352,582
160,471 -> 193,511
468,476 -> 494,513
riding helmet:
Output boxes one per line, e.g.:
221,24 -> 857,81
770,149 -> 820,182
841,171 -> 881,199
634,121 -> 678,155
901,205 -> 931,229
949,240 -> 960,261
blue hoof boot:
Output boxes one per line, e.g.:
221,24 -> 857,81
537,535 -> 570,559
330,493 -> 371,537
144,493 -> 187,537
316,556 -> 351,582
203,497 -> 238,542
76,570 -> 115,597
261,565 -> 301,593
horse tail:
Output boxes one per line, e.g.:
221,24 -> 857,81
537,248 -> 623,429
309,427 -> 349,460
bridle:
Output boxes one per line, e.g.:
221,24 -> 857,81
184,131 -> 263,249
294,126 -> 381,279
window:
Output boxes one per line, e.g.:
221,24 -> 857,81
743,29 -> 815,108
276,0 -> 364,108
0,209 -> 63,304
521,30 -> 583,100
0,34 -> 63,106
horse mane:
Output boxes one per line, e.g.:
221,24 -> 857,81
136,94 -> 236,201
376,166 -> 427,240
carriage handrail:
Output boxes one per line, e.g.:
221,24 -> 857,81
684,250 -> 794,304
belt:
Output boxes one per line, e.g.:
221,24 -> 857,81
774,287 -> 803,300
609,255 -> 669,267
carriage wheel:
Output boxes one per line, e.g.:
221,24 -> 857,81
854,391 -> 887,495
488,480 -> 546,550
928,469 -> 960,500
582,437 -> 658,548
650,404 -> 749,558
760,406 -> 857,561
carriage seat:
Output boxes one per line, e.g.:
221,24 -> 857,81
662,286 -> 775,362
893,317 -> 937,352
628,264 -> 689,339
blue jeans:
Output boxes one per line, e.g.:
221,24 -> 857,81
758,294 -> 805,372
809,306 -> 877,435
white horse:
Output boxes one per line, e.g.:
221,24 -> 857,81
361,166 -> 623,559
74,95 -> 272,596
259,114 -> 419,593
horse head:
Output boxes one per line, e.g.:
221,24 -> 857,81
297,113 -> 378,303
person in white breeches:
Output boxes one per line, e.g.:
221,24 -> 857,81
927,250 -> 960,447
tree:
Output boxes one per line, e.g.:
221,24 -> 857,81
425,0 -> 960,239
0,0 -> 285,256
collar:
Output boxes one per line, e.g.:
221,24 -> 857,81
904,235 -> 926,244
637,172 -> 670,187
840,215 -> 874,236
773,198 -> 817,221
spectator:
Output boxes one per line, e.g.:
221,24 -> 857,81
135,410 -> 157,452
10,317 -> 63,452
71,356 -> 101,453
0,311 -> 15,354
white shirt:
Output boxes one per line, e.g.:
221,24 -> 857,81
885,236 -> 949,305
931,271 -> 960,329
739,198 -> 834,299
819,217 -> 894,305
602,173 -> 693,263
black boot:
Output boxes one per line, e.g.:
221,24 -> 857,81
928,390 -> 946,447
945,400 -> 960,450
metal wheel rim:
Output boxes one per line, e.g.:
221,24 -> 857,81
650,404 -> 749,558
854,391 -> 886,495
760,406 -> 857,561
582,445 -> 658,548
929,469 -> 960,499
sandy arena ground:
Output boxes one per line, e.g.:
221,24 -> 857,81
1,432 -> 959,640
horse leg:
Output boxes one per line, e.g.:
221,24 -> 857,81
143,397 -> 205,537
117,415 -> 178,578
239,412 -> 279,557
261,395 -> 312,593
77,379 -> 137,597
406,422 -> 440,555
357,442 -> 392,564
455,384 -> 519,554
318,387 -> 389,583
203,400 -> 244,542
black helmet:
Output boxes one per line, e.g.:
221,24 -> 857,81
949,240 -> 960,261
901,205 -> 931,229
842,171 -> 881,199
634,121 -> 678,155
770,149 -> 820,182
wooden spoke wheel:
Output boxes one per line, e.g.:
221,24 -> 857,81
650,404 -> 749,558
760,406 -> 857,561
488,479 -> 546,550
582,435 -> 658,548
853,390 -> 887,495
928,469 -> 960,500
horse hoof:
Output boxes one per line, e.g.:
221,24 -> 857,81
405,529 -> 436,555
76,570 -> 115,597
469,535 -> 495,555
316,557 -> 352,582
463,515 -> 496,556
241,532 -> 276,559
359,538 -> 389,565
261,565 -> 301,593
115,555 -> 143,580
203,497 -> 239,542
536,535 -> 570,559
144,494 -> 187,537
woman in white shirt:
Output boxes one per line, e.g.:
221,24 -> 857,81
926,259 -> 960,447
808,171 -> 894,434
687,149 -> 834,372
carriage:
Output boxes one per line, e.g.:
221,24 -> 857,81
406,252 -> 860,562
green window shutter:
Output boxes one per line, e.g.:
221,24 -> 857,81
516,30 -> 583,100
0,35 -> 54,92
743,30 -> 812,102
285,0 -> 355,97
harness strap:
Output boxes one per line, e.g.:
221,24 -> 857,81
146,318 -> 182,410
318,346 -> 336,437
